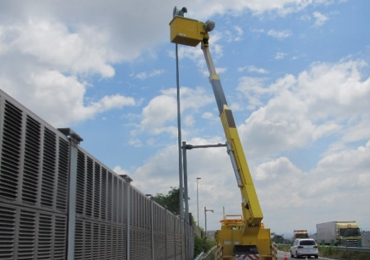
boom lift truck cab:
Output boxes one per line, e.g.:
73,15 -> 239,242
170,12 -> 272,260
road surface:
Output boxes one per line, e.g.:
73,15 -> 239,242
277,251 -> 333,260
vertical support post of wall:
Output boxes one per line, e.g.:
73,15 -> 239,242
165,207 -> 168,260
126,183 -> 131,260
63,130 -> 83,260
174,217 -> 177,259
150,197 -> 154,260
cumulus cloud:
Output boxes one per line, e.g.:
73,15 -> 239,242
138,87 -> 213,136
275,52 -> 288,60
121,132 -> 370,232
0,0 -> 340,128
0,18 -> 134,127
133,69 -> 165,80
237,77 -> 268,110
238,59 -> 370,157
313,11 -> 329,27
252,140 -> 370,233
267,29 -> 292,39
224,26 -> 244,42
1,69 -> 135,126
247,65 -> 269,74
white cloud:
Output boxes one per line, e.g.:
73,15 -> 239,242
2,69 -> 135,127
139,87 -> 213,135
134,69 -> 165,80
253,140 -> 370,233
238,59 -> 370,157
224,26 -> 244,42
0,0 -> 340,129
237,77 -> 268,110
184,115 -> 195,127
123,132 -> 370,233
202,112 -> 216,120
128,138 -> 143,147
248,65 -> 268,74
192,0 -> 339,18
3,20 -> 118,77
313,11 -> 329,27
267,29 -> 292,39
113,166 -> 132,177
275,52 -> 288,60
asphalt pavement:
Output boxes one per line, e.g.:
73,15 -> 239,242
277,251 -> 333,260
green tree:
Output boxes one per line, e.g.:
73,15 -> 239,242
153,187 -> 180,215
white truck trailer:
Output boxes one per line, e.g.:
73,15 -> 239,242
316,221 -> 362,247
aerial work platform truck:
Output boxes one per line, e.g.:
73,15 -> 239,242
170,9 -> 272,260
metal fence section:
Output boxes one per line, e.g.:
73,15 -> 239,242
0,89 -> 194,260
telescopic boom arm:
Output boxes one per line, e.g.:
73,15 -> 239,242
170,15 -> 263,228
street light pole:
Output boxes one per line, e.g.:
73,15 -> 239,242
175,43 -> 184,220
204,207 -> 214,240
196,177 -> 201,227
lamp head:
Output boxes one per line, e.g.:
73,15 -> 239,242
204,20 -> 215,32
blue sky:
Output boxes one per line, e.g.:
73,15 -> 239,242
1,0 -> 369,236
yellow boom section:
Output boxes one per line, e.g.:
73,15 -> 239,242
220,106 -> 263,226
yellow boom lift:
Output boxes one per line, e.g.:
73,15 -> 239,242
170,10 -> 272,260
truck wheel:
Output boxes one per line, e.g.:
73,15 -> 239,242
315,255 -> 318,259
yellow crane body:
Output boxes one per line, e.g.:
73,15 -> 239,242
170,14 -> 272,260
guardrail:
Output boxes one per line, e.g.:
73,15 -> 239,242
336,246 -> 370,253
194,252 -> 204,260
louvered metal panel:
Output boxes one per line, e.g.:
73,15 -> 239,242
92,222 -> 100,259
86,157 -> 94,218
113,176 -> 118,223
0,90 -> 69,260
54,215 -> 67,260
0,100 -> 22,201
166,211 -> 175,259
93,162 -> 101,220
0,89 -> 195,260
99,223 -> 106,259
0,91 -> 70,214
0,204 -> 16,259
153,203 -> 166,260
76,151 -> 85,215
84,221 -> 92,259
175,217 -> 183,259
18,210 -> 36,259
101,168 -> 107,221
40,128 -> 57,208
38,213 -> 53,259
74,219 -> 84,260
107,173 -> 113,222
0,203 -> 67,260
22,116 -> 41,205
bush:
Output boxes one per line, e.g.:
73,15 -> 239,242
194,234 -> 217,257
